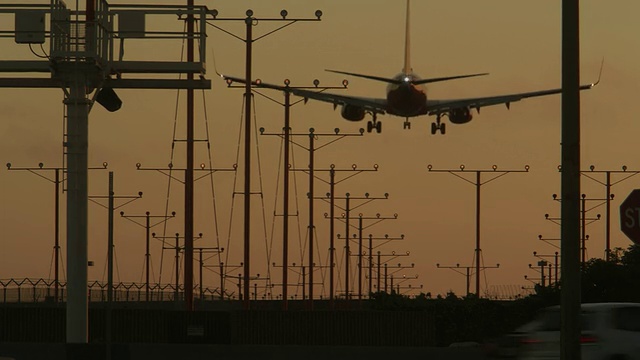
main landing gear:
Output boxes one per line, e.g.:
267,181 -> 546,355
366,114 -> 382,134
431,115 -> 446,135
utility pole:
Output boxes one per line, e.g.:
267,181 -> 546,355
208,7 -> 322,310
0,2 -> 210,342
427,164 -> 529,297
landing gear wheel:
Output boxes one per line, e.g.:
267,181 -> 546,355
440,122 -> 446,135
366,121 -> 373,133
375,121 -> 382,133
403,120 -> 411,130
431,122 -> 437,135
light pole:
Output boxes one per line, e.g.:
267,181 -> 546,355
194,246 -> 223,300
207,6 -> 322,310
135,162 -> 233,305
225,77 -> 348,310
392,274 -> 419,295
316,163 -> 379,307
371,251 -> 412,294
329,192 -> 389,301
436,263 -> 500,297
350,213 -> 399,302
529,261 -> 548,287
549,193 -> 603,265
385,262 -> 415,294
88,171 -> 141,354
365,234 -> 405,296
266,127 -> 365,309
538,234 -> 561,250
152,232 -> 203,302
428,164 -> 529,296
119,210 -> 176,301
580,165 -> 640,260
534,251 -> 560,286
6,161 -> 108,302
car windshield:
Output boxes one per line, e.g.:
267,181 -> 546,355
612,306 -> 640,331
536,308 -> 595,331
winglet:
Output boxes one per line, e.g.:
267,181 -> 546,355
592,58 -> 604,87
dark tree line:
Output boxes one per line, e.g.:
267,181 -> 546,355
367,244 -> 640,345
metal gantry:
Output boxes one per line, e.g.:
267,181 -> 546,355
0,1 -> 210,342
427,164 -> 529,297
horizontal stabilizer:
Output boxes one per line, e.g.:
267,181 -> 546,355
327,69 -> 489,86
413,72 -> 489,85
326,69 -> 404,85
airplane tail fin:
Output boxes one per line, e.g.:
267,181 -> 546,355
403,0 -> 411,75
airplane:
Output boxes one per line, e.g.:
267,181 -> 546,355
288,0 -> 600,135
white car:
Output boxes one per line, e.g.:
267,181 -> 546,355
520,302 -> 640,360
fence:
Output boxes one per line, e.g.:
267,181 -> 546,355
0,278 -> 226,304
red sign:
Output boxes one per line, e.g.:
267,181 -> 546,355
620,189 -> 640,244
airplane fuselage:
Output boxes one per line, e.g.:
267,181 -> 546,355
385,73 -> 428,117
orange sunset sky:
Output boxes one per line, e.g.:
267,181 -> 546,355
1,0 -> 638,299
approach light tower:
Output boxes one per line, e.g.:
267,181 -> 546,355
427,164 -> 529,297
0,2 -> 210,343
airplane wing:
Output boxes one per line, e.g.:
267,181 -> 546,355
426,83 -> 596,116
291,88 -> 388,115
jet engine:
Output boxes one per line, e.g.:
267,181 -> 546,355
341,104 -> 366,121
448,107 -> 473,124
